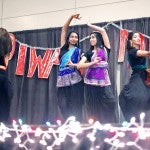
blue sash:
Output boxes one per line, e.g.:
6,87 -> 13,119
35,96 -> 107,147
59,47 -> 80,71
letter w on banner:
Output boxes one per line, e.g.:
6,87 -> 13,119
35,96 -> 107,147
27,48 -> 60,78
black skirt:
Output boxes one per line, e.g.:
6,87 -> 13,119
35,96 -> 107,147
84,84 -> 117,124
119,70 -> 150,122
57,80 -> 84,122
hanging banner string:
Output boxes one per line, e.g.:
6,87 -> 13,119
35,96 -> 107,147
109,21 -> 150,39
16,40 -> 59,51
15,21 -> 150,51
16,36 -> 91,51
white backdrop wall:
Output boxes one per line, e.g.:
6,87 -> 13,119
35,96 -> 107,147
0,0 -> 150,32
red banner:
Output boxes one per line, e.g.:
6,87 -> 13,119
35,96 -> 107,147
140,33 -> 146,50
118,29 -> 128,62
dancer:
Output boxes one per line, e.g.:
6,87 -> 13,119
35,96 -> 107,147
119,31 -> 150,122
0,28 -> 13,123
69,23 -> 117,123
57,14 -> 84,122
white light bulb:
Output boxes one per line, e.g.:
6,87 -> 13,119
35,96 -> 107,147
140,112 -> 145,120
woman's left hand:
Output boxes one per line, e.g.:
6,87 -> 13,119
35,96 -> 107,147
67,60 -> 76,67
72,14 -> 81,20
93,57 -> 101,64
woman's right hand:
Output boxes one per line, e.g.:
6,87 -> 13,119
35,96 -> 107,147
67,60 -> 77,67
87,22 -> 92,27
93,57 -> 101,64
72,14 -> 81,20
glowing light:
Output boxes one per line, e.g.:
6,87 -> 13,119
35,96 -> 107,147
118,132 -> 125,137
140,112 -> 145,120
130,117 -> 136,123
113,139 -> 120,145
45,133 -> 51,139
87,133 -> 96,142
14,137 -> 21,143
46,122 -> 51,126
56,119 -> 62,126
29,139 -> 35,143
18,119 -> 23,125
88,118 -> 94,124
95,145 -> 100,149
122,121 -> 128,127
47,146 -> 52,150
12,120 -> 17,124
72,137 -> 78,143
0,113 -> 149,150
39,140 -> 47,145
35,127 -> 42,137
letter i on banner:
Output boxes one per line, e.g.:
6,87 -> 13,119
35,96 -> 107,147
15,44 -> 27,75
118,29 -> 128,62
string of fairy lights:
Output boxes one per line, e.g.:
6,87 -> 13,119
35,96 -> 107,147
1,113 -> 150,150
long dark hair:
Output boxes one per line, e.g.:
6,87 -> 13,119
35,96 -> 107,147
0,28 -> 12,65
126,31 -> 140,50
90,31 -> 104,50
60,31 -> 79,58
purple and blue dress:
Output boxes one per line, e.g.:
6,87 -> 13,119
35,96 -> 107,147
57,46 -> 84,121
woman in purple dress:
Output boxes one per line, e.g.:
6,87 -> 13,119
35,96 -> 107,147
69,23 -> 117,123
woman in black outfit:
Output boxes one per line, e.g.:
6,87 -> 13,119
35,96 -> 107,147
0,28 -> 13,123
119,31 -> 150,122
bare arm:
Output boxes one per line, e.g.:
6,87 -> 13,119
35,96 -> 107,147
77,56 -> 101,69
61,14 -> 81,47
87,23 -> 111,49
136,50 -> 150,57
67,56 -> 88,68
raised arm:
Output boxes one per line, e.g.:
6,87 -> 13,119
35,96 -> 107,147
137,50 -> 150,57
87,23 -> 111,49
61,14 -> 81,47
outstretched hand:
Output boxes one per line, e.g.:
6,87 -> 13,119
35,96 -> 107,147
67,60 -> 76,67
72,14 -> 81,20
87,21 -> 92,26
93,57 -> 102,64
87,17 -> 92,26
